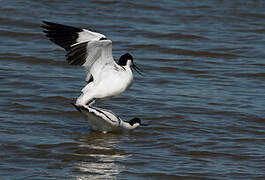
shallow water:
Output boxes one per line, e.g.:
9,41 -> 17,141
1,0 -> 265,179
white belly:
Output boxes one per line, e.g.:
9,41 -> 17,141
76,66 -> 133,106
81,68 -> 133,99
94,70 -> 133,99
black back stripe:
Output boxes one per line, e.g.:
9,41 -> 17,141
95,108 -> 115,123
76,105 -> 118,124
90,106 -> 118,123
111,112 -> 122,125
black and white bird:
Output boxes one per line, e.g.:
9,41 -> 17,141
42,21 -> 142,106
72,104 -> 146,133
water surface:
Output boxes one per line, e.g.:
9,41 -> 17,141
1,0 -> 265,179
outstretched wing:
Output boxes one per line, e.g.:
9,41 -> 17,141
42,21 -> 115,82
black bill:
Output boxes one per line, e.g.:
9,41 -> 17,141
132,63 -> 143,76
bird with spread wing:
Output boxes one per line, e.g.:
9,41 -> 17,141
42,21 -> 142,106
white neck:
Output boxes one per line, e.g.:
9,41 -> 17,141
120,121 -> 140,130
126,60 -> 133,66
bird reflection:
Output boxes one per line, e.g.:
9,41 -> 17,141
74,132 -> 130,179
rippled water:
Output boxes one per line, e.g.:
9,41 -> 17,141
1,0 -> 265,179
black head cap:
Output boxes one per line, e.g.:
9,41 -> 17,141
118,53 -> 133,66
128,117 -> 141,126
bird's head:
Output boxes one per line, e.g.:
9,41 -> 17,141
128,117 -> 147,129
118,53 -> 142,75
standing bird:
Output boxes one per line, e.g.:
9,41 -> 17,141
72,104 -> 147,133
42,21 -> 142,106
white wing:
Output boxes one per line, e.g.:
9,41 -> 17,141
42,21 -> 115,82
79,105 -> 120,125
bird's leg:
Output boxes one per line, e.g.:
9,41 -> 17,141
76,93 -> 95,107
75,94 -> 84,106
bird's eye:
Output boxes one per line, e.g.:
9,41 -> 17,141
99,37 -> 107,40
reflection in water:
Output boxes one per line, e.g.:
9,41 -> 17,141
74,132 -> 129,179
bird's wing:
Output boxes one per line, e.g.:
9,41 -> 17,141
81,105 -> 120,125
42,21 -> 115,82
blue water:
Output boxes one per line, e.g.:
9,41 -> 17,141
1,0 -> 265,179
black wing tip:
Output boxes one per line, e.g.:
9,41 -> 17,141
41,20 -> 84,51
41,21 -> 90,66
42,20 -> 50,25
42,20 -> 53,24
66,41 -> 88,66
42,20 -> 63,26
41,22 -> 51,31
41,20 -> 82,31
41,21 -> 60,29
